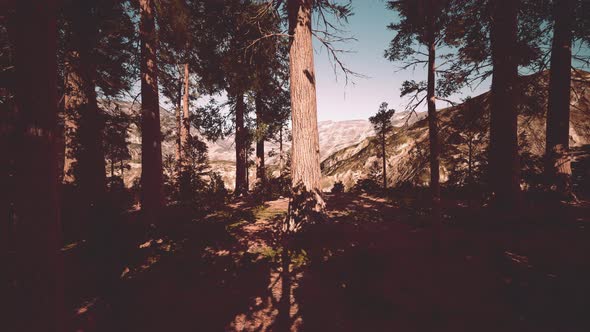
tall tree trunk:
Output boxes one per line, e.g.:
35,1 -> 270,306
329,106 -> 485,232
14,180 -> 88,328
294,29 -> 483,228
120,159 -> 125,182
140,0 -> 164,212
279,126 -> 284,177
545,0 -> 574,198
489,0 -> 520,210
62,67 -> 77,184
426,7 -> 441,245
10,1 -> 64,330
180,63 -> 190,163
235,92 -> 247,195
255,94 -> 266,185
382,133 -> 387,189
175,77 -> 182,165
62,2 -> 107,203
287,0 -> 323,206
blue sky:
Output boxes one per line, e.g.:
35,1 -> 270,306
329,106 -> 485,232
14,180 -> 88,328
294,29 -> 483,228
313,0 -> 490,121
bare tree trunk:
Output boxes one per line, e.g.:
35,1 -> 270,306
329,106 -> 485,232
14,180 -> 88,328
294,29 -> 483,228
426,6 -> 441,242
382,133 -> 387,189
255,94 -> 266,185
120,159 -> 125,183
62,2 -> 107,202
62,67 -> 77,184
545,0 -> 574,198
279,126 -> 284,177
287,0 -> 324,207
180,63 -> 190,162
175,76 -> 182,165
235,92 -> 247,195
10,1 -> 64,330
489,0 -> 520,210
140,0 -> 164,212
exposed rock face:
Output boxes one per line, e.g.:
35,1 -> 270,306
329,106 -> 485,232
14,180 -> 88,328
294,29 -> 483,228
321,70 -> 590,191
111,101 -> 422,189
107,70 -> 590,191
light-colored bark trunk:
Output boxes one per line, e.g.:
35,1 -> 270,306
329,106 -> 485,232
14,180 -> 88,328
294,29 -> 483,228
140,0 -> 164,212
180,63 -> 190,165
255,94 -> 266,184
235,92 -> 247,195
382,133 -> 387,189
287,0 -> 323,200
279,127 -> 284,177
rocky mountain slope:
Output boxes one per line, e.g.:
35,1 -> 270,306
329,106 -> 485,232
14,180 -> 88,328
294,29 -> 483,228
117,102 -> 422,188
320,70 -> 590,190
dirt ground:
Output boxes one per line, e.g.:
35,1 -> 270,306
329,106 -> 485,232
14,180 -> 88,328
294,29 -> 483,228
66,193 -> 590,331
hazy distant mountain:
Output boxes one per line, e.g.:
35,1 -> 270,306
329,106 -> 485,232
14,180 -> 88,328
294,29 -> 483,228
116,101 -> 423,188
114,70 -> 589,191
320,70 -> 590,190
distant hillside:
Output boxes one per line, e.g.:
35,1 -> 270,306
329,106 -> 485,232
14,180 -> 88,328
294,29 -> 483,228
114,101 -> 423,189
320,70 -> 590,190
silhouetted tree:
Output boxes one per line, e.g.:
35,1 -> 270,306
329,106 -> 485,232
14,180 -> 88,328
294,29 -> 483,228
139,0 -> 164,213
489,0 -> 521,210
545,0 -> 575,198
369,102 -> 395,189
61,0 -> 135,211
10,1 -> 64,330
385,0 -> 455,238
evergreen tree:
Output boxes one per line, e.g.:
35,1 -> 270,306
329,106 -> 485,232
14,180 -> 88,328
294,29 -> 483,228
139,0 -> 165,213
369,102 -> 395,189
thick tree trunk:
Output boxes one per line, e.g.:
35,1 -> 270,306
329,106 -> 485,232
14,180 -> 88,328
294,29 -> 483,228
382,134 -> 387,189
489,0 -> 520,210
426,10 -> 442,246
62,2 -> 107,202
235,92 -> 247,195
287,0 -> 323,202
10,1 -> 64,330
140,0 -> 164,212
255,94 -> 266,185
545,0 -> 574,198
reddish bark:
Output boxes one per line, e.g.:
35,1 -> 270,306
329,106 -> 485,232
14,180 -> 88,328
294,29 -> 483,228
287,0 -> 323,196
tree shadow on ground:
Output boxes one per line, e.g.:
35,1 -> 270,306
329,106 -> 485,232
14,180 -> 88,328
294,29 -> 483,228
66,193 -> 590,331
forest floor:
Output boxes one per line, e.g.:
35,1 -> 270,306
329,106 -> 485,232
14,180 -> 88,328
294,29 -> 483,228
66,192 -> 590,332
